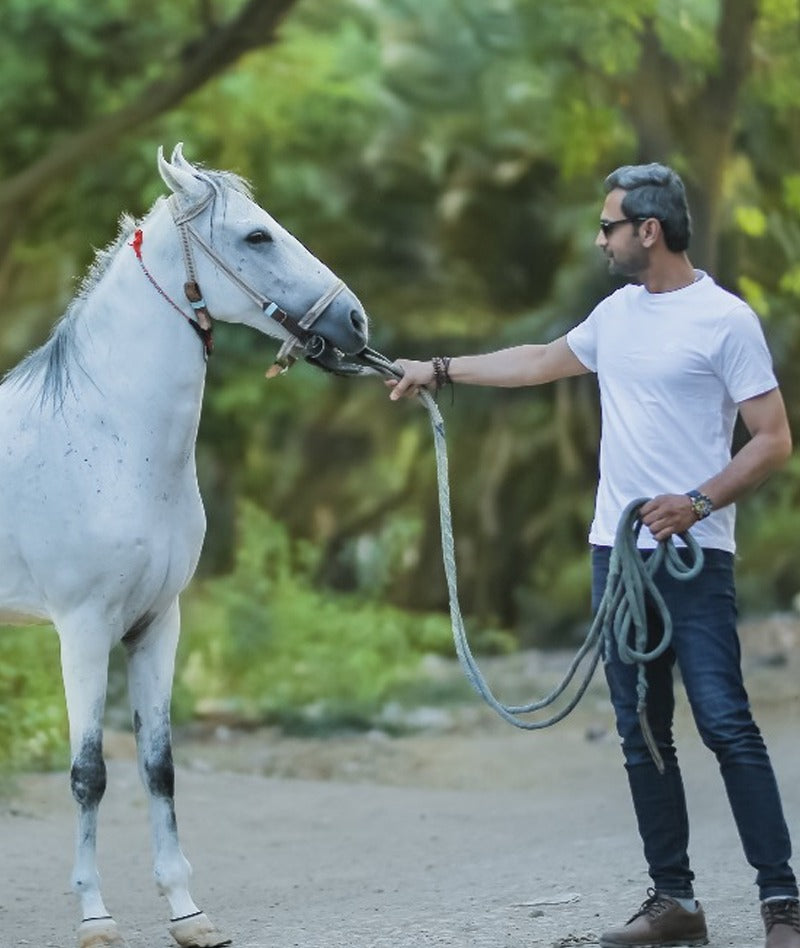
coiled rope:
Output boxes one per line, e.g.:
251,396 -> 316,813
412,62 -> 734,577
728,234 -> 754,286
415,387 -> 704,773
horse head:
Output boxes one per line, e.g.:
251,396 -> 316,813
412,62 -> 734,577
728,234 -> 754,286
156,144 -> 369,374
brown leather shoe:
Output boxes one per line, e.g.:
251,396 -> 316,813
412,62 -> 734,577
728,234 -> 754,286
762,899 -> 800,948
599,889 -> 709,947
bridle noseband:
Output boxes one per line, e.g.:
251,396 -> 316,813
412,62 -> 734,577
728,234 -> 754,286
132,192 -> 347,371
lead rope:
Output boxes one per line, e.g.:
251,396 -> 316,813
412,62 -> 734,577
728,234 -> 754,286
273,341 -> 703,772
409,383 -> 704,773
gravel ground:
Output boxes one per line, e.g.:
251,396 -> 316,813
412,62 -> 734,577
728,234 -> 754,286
1,615 -> 799,948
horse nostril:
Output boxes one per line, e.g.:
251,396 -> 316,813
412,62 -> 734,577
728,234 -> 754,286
350,309 -> 367,337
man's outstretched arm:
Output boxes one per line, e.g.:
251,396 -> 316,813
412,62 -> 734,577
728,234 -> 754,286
387,336 -> 589,399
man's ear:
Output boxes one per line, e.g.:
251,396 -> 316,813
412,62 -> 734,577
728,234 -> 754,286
639,217 -> 662,248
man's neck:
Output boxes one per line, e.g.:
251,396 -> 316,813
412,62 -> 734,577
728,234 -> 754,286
641,253 -> 696,294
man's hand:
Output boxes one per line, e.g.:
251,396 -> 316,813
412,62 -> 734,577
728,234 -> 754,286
386,359 -> 435,400
638,493 -> 698,542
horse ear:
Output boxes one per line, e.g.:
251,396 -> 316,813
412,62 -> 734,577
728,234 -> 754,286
157,144 -> 212,215
171,143 -> 195,173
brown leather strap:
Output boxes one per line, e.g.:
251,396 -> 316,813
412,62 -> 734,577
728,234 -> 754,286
267,304 -> 315,343
184,281 -> 213,331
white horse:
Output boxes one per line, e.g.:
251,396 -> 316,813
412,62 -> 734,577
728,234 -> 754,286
0,145 -> 369,948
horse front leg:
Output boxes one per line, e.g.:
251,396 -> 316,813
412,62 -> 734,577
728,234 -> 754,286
124,600 -> 231,948
58,622 -> 126,948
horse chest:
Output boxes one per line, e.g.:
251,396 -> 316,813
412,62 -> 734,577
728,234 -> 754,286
0,414 -> 207,621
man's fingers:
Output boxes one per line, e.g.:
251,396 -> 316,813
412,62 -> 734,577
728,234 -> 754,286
388,379 -> 415,400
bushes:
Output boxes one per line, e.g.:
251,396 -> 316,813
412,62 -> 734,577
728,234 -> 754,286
0,626 -> 68,774
177,501 -> 455,729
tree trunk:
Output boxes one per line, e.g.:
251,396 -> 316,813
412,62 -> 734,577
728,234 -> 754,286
624,0 -> 759,273
684,0 -> 759,274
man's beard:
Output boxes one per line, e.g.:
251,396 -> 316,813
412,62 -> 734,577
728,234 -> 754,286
606,246 -> 648,281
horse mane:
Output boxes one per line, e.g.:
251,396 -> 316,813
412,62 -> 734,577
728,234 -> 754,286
3,214 -> 139,408
3,164 -> 252,409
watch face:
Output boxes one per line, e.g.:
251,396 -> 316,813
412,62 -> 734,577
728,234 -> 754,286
688,490 -> 712,519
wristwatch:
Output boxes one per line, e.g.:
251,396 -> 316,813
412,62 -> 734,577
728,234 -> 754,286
686,489 -> 714,521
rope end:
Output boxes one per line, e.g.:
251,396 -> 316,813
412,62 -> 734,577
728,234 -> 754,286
638,706 -> 665,774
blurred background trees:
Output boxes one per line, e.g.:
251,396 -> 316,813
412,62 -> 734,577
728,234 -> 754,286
2,0 -> 799,760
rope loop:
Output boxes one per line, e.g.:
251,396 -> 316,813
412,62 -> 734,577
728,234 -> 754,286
414,388 -> 704,772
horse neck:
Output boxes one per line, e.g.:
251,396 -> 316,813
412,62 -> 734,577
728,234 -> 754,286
72,210 -> 208,451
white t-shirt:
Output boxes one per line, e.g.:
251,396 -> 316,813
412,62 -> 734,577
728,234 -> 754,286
566,270 -> 778,551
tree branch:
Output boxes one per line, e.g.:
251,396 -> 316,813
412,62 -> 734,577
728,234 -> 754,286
0,0 -> 299,212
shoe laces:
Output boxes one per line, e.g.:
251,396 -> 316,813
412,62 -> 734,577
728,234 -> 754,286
629,888 -> 677,923
763,899 -> 800,934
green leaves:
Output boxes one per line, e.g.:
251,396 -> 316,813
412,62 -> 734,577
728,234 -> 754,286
2,0 -> 800,773
0,628 -> 67,773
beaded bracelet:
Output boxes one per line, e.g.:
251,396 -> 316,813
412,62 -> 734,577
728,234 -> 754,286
431,356 -> 452,392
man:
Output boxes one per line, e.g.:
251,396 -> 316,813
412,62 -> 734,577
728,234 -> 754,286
387,163 -> 799,948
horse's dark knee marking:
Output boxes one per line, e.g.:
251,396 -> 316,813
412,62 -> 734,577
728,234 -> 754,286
144,739 -> 176,799
135,706 -> 175,799
71,733 -> 106,808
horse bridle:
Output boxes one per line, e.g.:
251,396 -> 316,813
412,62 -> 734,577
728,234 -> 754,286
169,193 -> 348,374
126,192 -> 399,380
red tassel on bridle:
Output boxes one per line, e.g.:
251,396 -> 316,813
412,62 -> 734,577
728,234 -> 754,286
130,228 -> 144,260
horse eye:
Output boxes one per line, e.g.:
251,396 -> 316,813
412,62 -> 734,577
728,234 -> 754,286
245,230 -> 273,245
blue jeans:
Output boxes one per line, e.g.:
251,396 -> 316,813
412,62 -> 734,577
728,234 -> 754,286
592,545 -> 797,901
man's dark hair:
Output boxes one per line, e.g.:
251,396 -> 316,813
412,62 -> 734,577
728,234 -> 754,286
604,163 -> 691,252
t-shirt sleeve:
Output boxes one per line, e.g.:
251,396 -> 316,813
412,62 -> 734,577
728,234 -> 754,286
566,303 -> 603,373
711,304 -> 778,403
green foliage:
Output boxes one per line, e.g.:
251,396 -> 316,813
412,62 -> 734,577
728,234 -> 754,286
178,502 -> 455,728
737,454 -> 800,611
2,0 -> 800,767
0,0 -> 259,367
0,627 -> 68,773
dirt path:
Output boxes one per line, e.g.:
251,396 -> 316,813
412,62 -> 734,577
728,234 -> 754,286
2,626 -> 799,948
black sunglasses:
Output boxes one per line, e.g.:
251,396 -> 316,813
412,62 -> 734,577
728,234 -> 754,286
598,216 -> 648,237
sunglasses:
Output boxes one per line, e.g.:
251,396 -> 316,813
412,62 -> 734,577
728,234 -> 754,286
598,216 -> 648,237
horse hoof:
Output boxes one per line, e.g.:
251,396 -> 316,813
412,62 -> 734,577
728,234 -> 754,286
169,911 -> 232,947
78,917 -> 128,948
